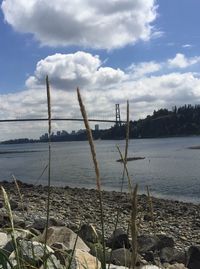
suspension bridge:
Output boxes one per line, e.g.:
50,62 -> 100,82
0,104 -> 126,126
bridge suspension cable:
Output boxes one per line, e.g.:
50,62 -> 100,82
0,118 -> 126,124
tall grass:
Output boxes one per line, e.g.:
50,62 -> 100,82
1,186 -> 22,268
44,75 -> 52,268
130,184 -> 138,269
12,175 -> 25,215
77,92 -> 139,269
147,186 -> 156,234
77,88 -> 106,269
108,101 -> 130,269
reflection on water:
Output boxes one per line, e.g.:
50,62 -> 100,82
0,136 -> 200,203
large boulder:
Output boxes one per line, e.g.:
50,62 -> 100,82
72,249 -> 101,269
37,226 -> 90,252
110,248 -> 132,266
137,235 -> 159,253
157,234 -> 174,250
159,247 -> 175,263
9,240 -> 58,268
79,223 -> 98,243
187,246 -> 200,269
110,248 -> 148,267
137,234 -> 174,254
31,217 -> 64,231
106,228 -> 130,250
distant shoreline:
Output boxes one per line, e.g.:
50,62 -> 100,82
1,133 -> 200,145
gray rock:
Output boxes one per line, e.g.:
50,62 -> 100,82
3,230 -> 31,257
31,217 -> 48,231
157,234 -> 174,250
37,226 -> 90,252
79,223 -> 98,243
137,234 -> 174,254
187,245 -> 200,269
110,248 -> 132,266
39,253 -> 64,269
12,215 -> 26,228
9,240 -> 54,267
71,249 -> 101,269
171,249 -> 187,264
166,264 -> 188,269
137,235 -> 158,253
51,242 -> 69,266
0,232 -> 8,248
106,228 -> 130,250
31,217 -> 63,231
9,199 -> 18,210
143,251 -> 155,263
159,247 -> 174,263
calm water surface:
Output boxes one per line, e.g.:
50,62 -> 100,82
0,137 -> 200,203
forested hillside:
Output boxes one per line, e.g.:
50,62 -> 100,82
102,104 -> 200,139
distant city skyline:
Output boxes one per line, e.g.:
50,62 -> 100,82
1,0 -> 200,140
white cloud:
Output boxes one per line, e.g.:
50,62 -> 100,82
168,53 -> 200,68
1,0 -> 157,49
127,61 -> 161,78
26,51 -> 126,90
182,44 -> 192,48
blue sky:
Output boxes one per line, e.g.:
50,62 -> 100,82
0,0 -> 200,140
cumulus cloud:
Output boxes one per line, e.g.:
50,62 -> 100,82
127,61 -> 161,78
1,0 -> 157,49
26,51 -> 126,90
168,53 -> 200,68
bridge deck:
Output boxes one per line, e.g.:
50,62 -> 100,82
0,118 -> 126,123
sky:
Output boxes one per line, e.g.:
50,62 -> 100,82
1,0 -> 200,140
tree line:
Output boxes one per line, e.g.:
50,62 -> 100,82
102,104 -> 200,139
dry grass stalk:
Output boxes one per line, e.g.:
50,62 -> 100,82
46,75 -> 51,135
120,100 -> 130,192
12,175 -> 25,215
77,88 -> 101,192
44,76 -> 52,266
1,186 -> 22,268
131,184 -> 138,269
77,87 -> 106,269
108,101 -> 130,269
124,100 -> 129,164
147,185 -> 156,234
116,145 -> 133,192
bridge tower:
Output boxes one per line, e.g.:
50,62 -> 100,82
115,104 -> 121,127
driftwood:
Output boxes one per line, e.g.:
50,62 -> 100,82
116,156 -> 145,162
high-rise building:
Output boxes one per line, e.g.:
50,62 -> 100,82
95,124 -> 99,131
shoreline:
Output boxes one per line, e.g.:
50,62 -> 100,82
0,180 -> 199,251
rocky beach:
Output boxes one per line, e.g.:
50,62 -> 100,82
0,180 -> 199,268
